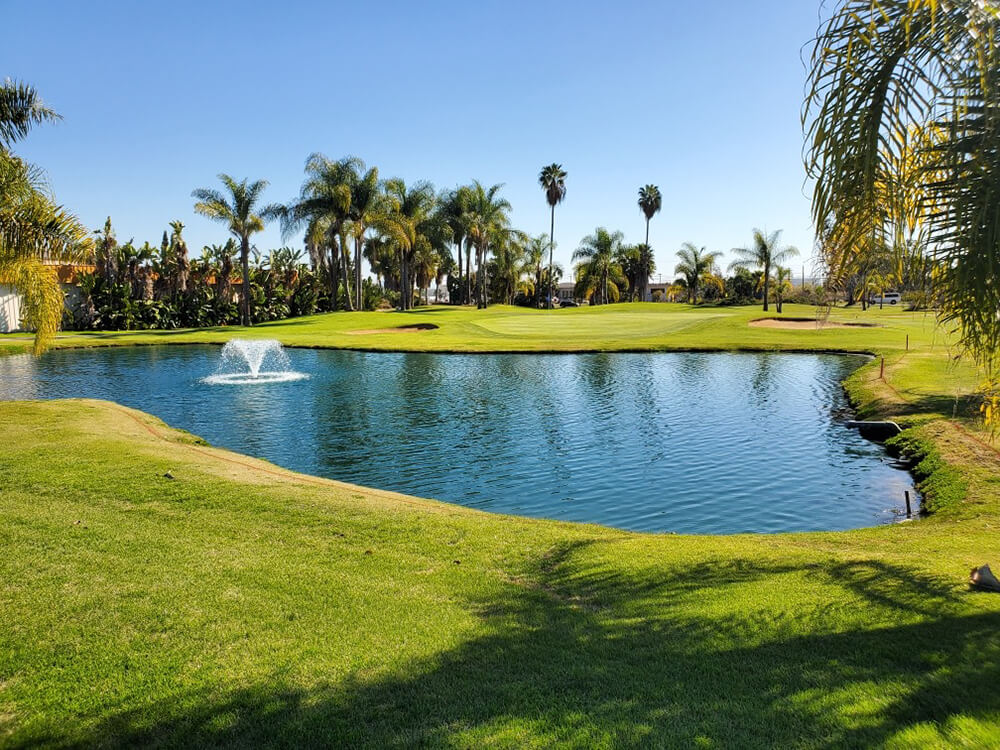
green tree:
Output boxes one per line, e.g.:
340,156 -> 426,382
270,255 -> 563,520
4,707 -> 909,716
728,229 -> 797,312
0,80 -> 91,353
379,178 -> 438,310
674,243 -> 721,304
637,185 -> 662,300
348,162 -> 382,311
192,174 -> 281,325
465,181 -> 512,310
539,163 -> 567,308
573,228 -> 626,305
804,0 -> 1000,363
281,154 -> 358,311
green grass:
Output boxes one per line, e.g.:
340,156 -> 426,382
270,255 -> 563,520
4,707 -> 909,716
2,303 -> 999,748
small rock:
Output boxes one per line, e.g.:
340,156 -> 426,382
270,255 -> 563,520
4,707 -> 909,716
163,471 -> 175,480
453,560 -> 461,565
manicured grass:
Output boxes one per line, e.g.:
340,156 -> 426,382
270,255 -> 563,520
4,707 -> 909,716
2,303 -> 999,747
0,302 -> 966,356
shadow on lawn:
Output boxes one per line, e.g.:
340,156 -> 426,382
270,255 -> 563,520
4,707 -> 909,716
56,544 -> 1000,748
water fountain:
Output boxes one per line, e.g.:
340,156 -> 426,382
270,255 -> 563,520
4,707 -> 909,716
203,339 -> 308,385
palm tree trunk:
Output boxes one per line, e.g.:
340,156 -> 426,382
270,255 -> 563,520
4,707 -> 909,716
643,218 -> 650,302
465,244 -> 472,306
548,205 -> 555,309
241,237 -> 251,326
762,261 -> 770,312
329,246 -> 339,312
341,242 -> 355,312
355,233 -> 363,311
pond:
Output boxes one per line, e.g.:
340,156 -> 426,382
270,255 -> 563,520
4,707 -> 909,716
0,346 -> 916,534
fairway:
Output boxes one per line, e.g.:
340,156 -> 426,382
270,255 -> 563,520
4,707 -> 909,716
2,304 -> 999,747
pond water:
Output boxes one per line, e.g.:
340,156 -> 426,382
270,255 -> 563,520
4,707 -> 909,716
0,346 -> 916,534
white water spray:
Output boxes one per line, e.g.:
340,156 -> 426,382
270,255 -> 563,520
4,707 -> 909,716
203,339 -> 308,385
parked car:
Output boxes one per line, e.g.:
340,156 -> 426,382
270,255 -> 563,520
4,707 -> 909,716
560,299 -> 580,307
869,292 -> 902,306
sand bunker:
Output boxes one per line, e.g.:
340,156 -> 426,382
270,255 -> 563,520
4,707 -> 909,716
749,317 -> 879,330
346,323 -> 439,335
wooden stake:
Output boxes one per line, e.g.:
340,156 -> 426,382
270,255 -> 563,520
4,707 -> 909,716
905,490 -> 912,517
880,356 -> 885,380
906,334 -> 909,351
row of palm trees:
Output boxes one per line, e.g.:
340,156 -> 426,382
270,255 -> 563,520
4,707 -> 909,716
672,230 -> 798,310
190,159 -> 667,321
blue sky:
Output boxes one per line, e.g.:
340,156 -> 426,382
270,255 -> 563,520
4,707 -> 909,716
6,0 -> 825,281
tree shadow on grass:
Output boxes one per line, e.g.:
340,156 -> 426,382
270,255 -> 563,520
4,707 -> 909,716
39,543 -> 1000,748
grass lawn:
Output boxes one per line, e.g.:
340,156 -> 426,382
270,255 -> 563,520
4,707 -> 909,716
2,303 -> 999,747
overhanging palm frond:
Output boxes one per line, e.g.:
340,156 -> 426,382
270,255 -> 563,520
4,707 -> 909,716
0,80 -> 62,150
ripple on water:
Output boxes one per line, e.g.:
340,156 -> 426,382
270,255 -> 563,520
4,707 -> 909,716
0,348 -> 915,534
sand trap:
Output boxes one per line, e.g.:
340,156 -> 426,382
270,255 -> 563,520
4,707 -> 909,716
346,324 -> 439,335
749,317 -> 879,330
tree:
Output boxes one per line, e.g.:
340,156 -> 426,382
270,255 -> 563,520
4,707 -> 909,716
728,229 -> 797,312
348,162 -> 382,311
0,80 -> 91,353
439,186 -> 472,303
674,243 -> 721,304
637,185 -> 662,300
573,228 -> 626,305
281,154 -> 358,311
539,163 -> 567,309
804,0 -> 1000,364
379,178 -> 439,310
524,233 -> 551,306
772,266 -> 793,313
617,243 -> 656,302
192,175 -> 280,326
465,181 -> 512,309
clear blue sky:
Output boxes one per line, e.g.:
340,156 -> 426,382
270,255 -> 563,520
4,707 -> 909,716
6,0 -> 825,281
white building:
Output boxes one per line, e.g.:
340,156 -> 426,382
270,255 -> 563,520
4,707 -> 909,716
0,285 -> 23,333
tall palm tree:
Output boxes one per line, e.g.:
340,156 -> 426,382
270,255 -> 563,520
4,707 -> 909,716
674,243 -> 721,304
539,163 -> 567,309
349,162 -> 381,311
0,81 -> 91,354
192,174 -> 281,326
465,181 -> 512,309
281,154 -> 358,311
439,186 -> 472,303
728,229 -> 798,312
524,233 -> 550,307
573,228 -> 626,305
805,0 -> 1000,363
379,178 -> 438,310
637,185 -> 662,301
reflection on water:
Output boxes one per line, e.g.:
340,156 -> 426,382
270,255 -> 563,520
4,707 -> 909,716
0,347 -> 915,534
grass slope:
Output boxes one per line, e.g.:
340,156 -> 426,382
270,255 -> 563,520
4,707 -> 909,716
2,304 -> 999,747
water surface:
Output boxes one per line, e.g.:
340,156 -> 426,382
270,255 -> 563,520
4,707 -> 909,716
0,346 -> 914,534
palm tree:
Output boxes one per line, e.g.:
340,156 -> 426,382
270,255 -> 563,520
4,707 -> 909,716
348,162 -> 381,311
728,229 -> 798,312
0,81 -> 91,354
804,0 -> 1000,363
674,243 -> 721,304
637,185 -> 662,301
439,186 -> 472,303
465,181 -> 512,309
379,178 -> 438,310
192,174 -> 281,326
524,233 -> 550,307
772,266 -> 793,313
281,154 -> 358,311
539,163 -> 567,309
573,228 -> 626,305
